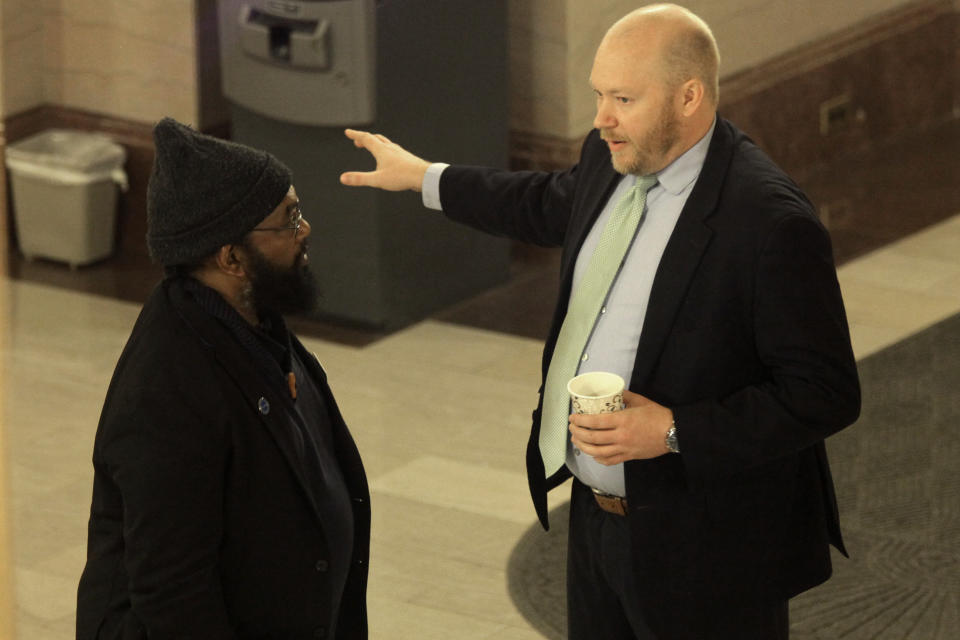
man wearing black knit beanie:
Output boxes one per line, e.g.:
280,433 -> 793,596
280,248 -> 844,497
77,118 -> 371,640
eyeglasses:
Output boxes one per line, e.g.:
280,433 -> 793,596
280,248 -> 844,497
251,208 -> 303,238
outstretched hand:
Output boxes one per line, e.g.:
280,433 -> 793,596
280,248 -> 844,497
339,129 -> 431,192
568,390 -> 674,465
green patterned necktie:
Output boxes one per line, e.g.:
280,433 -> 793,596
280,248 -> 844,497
538,174 -> 658,477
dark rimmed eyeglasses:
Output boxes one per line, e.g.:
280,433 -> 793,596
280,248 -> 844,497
251,208 -> 303,238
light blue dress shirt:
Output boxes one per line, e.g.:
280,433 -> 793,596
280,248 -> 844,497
422,121 -> 715,496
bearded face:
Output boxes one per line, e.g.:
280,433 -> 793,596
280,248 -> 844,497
601,93 -> 682,176
240,238 -> 320,318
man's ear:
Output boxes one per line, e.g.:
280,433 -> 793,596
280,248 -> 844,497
214,244 -> 247,278
678,78 -> 705,116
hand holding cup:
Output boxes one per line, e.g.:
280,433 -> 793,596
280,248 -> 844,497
567,371 -> 625,416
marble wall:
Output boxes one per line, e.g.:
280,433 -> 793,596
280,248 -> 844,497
2,0 -> 953,270
44,0 -> 197,125
509,0 -> 917,141
507,0 -> 571,144
0,1 -> 226,283
0,0 -> 201,126
2,0 -> 925,137
0,0 -> 46,120
0,4 -> 4,134
721,1 -> 959,263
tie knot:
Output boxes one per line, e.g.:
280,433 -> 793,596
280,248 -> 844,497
634,174 -> 657,194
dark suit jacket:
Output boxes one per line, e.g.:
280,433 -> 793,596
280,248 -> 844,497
77,277 -> 370,639
439,118 -> 860,636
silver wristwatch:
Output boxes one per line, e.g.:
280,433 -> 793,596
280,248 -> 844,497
665,421 -> 680,453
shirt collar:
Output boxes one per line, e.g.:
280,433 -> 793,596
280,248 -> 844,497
652,116 -> 716,196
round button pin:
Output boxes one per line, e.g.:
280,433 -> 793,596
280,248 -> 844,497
258,397 -> 270,415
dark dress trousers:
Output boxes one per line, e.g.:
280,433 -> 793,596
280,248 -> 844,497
438,118 -> 861,637
76,277 -> 370,639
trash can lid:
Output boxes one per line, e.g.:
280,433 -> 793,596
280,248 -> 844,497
6,129 -> 126,173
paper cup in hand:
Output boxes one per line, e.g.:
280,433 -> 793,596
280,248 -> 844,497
567,372 -> 625,415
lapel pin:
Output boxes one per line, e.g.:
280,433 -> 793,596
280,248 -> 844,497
258,397 -> 270,415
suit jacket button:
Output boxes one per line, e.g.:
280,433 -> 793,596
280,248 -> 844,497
315,559 -> 328,572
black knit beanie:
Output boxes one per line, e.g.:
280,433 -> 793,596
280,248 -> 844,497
146,117 -> 292,266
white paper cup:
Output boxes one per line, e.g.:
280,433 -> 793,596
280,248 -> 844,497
567,371 -> 625,415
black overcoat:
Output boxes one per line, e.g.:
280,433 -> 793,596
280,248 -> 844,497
77,277 -> 370,639
438,118 -> 861,637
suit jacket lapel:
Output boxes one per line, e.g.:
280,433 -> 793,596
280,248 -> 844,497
167,282 -> 324,521
630,119 -> 736,389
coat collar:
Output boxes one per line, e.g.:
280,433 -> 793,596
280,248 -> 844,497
163,277 -> 329,522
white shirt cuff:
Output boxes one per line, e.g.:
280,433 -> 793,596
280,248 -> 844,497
421,162 -> 449,210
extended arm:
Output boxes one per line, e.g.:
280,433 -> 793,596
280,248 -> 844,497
340,128 -> 600,247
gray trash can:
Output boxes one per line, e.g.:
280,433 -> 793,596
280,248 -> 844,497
5,129 -> 127,268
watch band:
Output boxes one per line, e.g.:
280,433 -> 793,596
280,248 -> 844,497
665,421 -> 680,453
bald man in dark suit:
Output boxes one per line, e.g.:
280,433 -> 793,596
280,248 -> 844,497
340,4 -> 859,638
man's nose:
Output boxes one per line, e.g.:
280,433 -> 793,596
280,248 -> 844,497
594,100 -> 616,130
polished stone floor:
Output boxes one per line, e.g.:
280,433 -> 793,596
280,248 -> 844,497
2,205 -> 959,638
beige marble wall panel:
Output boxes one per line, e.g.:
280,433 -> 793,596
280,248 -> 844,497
53,0 -> 193,48
42,0 -> 196,124
562,0 -> 916,139
1,0 -> 45,117
508,0 -> 570,138
566,0 -> 635,138
0,7 -> 4,118
700,0 -> 914,77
